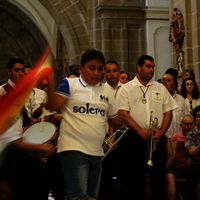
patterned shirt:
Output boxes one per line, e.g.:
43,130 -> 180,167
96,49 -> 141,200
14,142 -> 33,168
185,128 -> 200,165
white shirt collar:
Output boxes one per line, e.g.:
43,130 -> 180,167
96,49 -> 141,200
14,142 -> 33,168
133,76 -> 155,86
7,79 -> 16,88
79,74 -> 102,87
104,81 -> 123,90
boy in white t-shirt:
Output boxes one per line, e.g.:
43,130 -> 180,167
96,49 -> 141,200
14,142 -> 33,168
46,48 -> 123,200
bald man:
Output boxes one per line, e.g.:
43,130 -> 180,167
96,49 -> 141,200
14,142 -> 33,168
162,73 -> 190,138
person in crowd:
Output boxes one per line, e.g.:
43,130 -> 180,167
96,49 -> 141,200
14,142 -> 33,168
180,77 -> 200,115
185,105 -> 200,200
119,70 -> 130,84
103,60 -> 124,132
165,136 -> 176,200
24,66 -> 65,200
178,69 -> 200,94
45,48 -> 123,200
104,60 -> 124,98
24,64 -> 32,75
162,73 -> 189,199
166,114 -> 195,200
24,65 -> 57,124
0,57 -> 54,200
161,73 -> 190,138
116,55 -> 177,200
37,77 -> 49,92
67,71 -> 80,78
98,60 -> 124,200
165,68 -> 178,92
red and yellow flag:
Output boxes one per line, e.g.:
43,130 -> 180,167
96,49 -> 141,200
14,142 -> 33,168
0,46 -> 53,135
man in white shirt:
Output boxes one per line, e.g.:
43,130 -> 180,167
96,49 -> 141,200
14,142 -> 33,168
104,60 -> 124,99
162,73 -> 190,138
98,60 -> 124,200
0,57 -> 54,200
116,55 -> 177,200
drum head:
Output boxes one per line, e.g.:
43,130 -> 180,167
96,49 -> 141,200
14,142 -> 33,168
23,121 -> 57,144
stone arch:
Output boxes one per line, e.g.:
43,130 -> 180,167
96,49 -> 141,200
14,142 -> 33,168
39,0 -> 91,65
0,0 -> 48,81
0,0 -> 92,83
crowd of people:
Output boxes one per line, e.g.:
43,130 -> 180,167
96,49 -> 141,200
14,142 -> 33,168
1,49 -> 200,200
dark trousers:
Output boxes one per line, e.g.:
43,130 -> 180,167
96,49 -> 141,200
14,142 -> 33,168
115,130 -> 167,200
185,163 -> 200,200
98,150 -> 119,200
0,144 -> 34,200
0,144 -> 66,200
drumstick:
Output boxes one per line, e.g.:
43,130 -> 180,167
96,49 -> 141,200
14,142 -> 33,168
40,99 -> 47,131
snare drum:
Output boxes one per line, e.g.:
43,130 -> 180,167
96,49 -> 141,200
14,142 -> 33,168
23,120 -> 58,162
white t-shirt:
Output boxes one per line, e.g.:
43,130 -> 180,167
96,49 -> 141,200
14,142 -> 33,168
25,88 -> 56,118
0,80 -> 23,153
185,98 -> 200,113
165,92 -> 190,138
104,81 -> 124,99
57,75 -> 118,156
117,76 -> 178,129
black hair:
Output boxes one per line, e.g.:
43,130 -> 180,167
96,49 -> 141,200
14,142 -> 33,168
25,64 -> 32,69
165,68 -> 178,78
136,55 -> 154,66
80,48 -> 105,66
180,77 -> 199,99
104,60 -> 120,70
120,70 -> 130,81
67,71 -> 80,77
193,105 -> 200,119
7,57 -> 25,69
165,68 -> 178,91
184,69 -> 195,79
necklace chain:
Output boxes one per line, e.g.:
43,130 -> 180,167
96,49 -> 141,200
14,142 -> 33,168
139,85 -> 150,104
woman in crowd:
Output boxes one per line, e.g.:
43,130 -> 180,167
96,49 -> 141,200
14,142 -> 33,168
119,71 -> 130,84
180,77 -> 200,115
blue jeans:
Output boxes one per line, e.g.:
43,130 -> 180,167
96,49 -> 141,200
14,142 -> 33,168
59,151 -> 102,199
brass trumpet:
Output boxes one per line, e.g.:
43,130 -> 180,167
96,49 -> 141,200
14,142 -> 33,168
102,128 -> 128,160
146,111 -> 158,167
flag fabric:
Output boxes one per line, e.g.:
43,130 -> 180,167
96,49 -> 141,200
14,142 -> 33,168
0,46 -> 53,136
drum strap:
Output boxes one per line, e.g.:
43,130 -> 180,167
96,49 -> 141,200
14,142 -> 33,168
2,82 -> 31,128
2,82 -> 14,93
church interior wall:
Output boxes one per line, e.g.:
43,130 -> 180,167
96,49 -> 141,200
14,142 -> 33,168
1,0 -> 200,86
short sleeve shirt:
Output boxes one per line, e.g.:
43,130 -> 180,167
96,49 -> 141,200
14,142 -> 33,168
165,92 -> 190,138
25,88 -> 56,118
116,76 -> 178,129
57,75 -> 118,156
0,80 -> 23,153
171,131 -> 186,168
